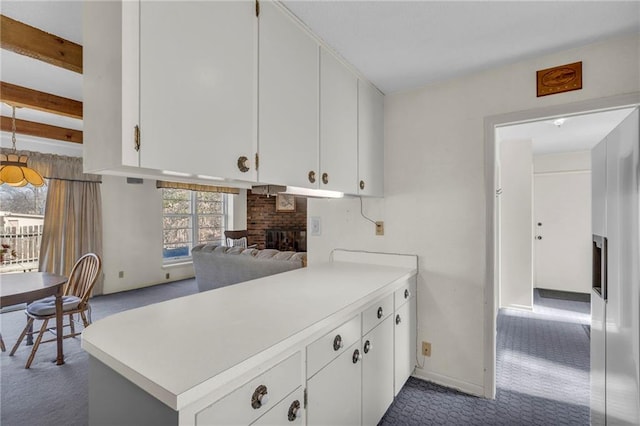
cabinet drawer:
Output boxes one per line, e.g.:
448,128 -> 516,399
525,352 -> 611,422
394,279 -> 416,310
362,294 -> 393,336
251,387 -> 304,425
307,315 -> 360,378
196,352 -> 302,426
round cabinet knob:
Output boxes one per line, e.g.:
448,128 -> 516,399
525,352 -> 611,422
237,156 -> 250,173
377,306 -> 383,319
396,314 -> 402,325
364,340 -> 371,354
333,334 -> 343,351
321,173 -> 329,185
251,385 -> 269,409
359,180 -> 365,190
404,289 -> 410,299
308,171 -> 316,183
352,349 -> 361,364
287,400 -> 302,422
536,236 -> 542,240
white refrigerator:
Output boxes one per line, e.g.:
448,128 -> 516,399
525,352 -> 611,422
591,107 -> 639,426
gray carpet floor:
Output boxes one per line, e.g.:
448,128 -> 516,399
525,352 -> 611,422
379,290 -> 591,425
1,283 -> 590,426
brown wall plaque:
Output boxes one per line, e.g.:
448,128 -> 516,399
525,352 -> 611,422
536,61 -> 582,97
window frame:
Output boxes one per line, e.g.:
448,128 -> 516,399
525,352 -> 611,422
162,189 -> 228,264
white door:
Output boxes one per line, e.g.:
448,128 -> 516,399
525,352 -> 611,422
307,341 -> 361,426
362,316 -> 394,426
258,1 -> 319,189
139,2 -> 257,181
319,47 -> 358,194
533,171 -> 592,293
357,80 -> 384,197
394,299 -> 416,396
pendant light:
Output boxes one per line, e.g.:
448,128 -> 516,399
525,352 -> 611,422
0,105 -> 45,187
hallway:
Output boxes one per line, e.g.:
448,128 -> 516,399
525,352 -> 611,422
380,289 -> 590,425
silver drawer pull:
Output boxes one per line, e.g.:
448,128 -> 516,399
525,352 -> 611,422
288,400 -> 302,422
333,334 -> 343,351
251,384 -> 269,409
364,340 -> 371,354
377,306 -> 383,319
352,349 -> 361,364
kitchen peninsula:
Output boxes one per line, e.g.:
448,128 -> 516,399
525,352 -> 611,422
83,250 -> 418,425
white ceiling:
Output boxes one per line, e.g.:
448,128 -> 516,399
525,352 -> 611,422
0,0 -> 639,157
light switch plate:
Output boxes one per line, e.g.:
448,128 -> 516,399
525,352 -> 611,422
310,217 -> 321,236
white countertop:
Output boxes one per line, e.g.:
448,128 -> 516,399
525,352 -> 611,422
82,257 -> 417,410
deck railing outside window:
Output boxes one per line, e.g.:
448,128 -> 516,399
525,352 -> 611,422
0,225 -> 43,272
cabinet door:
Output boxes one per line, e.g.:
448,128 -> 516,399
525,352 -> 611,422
319,48 -> 358,194
307,341 -> 361,426
139,1 -> 257,181
258,1 -> 319,189
358,80 -> 384,197
362,316 -> 394,426
83,1 -> 139,172
394,298 -> 416,396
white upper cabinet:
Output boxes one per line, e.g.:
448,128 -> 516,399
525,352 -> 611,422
83,1 -> 140,174
139,1 -> 257,181
358,80 -> 385,197
319,48 -> 358,194
84,1 -> 384,194
258,1 -> 319,189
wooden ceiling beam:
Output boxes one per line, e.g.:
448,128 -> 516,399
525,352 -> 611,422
1,116 -> 82,144
0,15 -> 83,74
0,82 -> 82,119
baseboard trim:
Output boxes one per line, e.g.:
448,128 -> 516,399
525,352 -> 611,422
412,369 -> 485,397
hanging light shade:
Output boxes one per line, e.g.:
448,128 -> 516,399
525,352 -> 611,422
0,105 -> 45,187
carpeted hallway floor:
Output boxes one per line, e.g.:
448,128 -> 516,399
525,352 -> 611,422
1,281 -> 590,425
380,291 -> 590,425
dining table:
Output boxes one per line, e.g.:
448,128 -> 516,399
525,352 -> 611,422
0,272 -> 68,365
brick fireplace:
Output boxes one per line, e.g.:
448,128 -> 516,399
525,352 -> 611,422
246,191 -> 307,251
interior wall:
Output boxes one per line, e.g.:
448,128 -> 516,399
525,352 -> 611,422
498,139 -> 533,310
308,33 -> 640,395
100,177 -> 246,294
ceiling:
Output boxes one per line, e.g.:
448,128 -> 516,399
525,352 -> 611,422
0,0 -> 639,157
497,107 -> 635,155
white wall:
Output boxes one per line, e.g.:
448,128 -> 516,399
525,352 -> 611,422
100,177 -> 247,294
308,33 -> 640,395
498,139 -> 533,310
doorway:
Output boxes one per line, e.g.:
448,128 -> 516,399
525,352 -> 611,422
482,92 -> 640,398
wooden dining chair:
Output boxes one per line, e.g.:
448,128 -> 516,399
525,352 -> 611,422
9,253 -> 102,368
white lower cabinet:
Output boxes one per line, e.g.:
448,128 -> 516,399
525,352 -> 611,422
394,296 -> 417,396
362,316 -> 394,426
307,340 -> 362,426
195,352 -> 302,425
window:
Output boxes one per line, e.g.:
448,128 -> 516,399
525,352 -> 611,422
162,189 -> 228,262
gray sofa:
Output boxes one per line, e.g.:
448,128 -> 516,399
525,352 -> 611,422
191,244 -> 307,292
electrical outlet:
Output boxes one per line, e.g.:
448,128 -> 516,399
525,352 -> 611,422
422,341 -> 432,357
118,271 -> 124,278
375,221 -> 384,236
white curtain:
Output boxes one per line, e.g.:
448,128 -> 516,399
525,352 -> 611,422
0,149 -> 104,295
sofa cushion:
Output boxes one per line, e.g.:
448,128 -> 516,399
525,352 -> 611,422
192,244 -> 306,293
